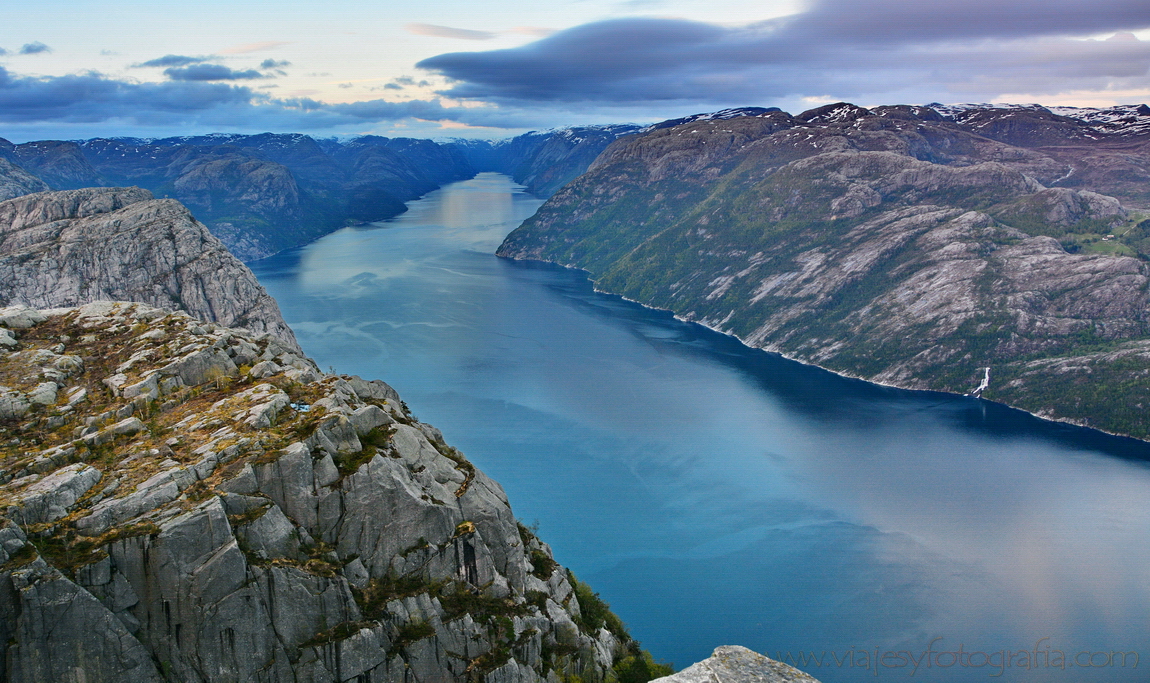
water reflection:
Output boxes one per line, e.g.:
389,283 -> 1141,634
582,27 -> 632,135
252,173 -> 1150,682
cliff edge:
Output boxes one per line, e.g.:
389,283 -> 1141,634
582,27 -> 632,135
0,301 -> 645,683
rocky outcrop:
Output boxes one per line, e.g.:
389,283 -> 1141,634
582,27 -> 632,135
0,187 -> 299,351
498,103 -> 1150,439
653,647 -> 819,683
0,302 -> 637,683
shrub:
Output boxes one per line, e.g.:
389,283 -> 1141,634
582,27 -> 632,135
612,648 -> 675,683
568,571 -> 630,641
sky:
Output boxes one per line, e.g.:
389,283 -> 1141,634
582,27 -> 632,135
1,0 -> 1149,142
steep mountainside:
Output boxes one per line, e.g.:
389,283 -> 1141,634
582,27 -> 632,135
0,187 -> 299,350
0,159 -> 48,203
7,139 -> 103,189
498,103 -> 1150,439
0,301 -> 667,683
456,125 -> 640,198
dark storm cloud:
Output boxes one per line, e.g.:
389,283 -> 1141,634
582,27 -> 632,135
416,0 -> 1150,105
19,42 -> 51,55
164,64 -> 267,81
418,18 -> 728,101
0,66 -> 256,123
137,54 -> 212,68
792,0 -> 1150,42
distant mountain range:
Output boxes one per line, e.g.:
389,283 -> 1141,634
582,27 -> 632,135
499,102 -> 1150,439
0,125 -> 640,261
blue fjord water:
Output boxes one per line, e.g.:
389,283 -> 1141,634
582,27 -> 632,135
251,173 -> 1150,683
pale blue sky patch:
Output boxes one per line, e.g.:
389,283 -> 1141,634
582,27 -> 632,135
406,23 -> 498,40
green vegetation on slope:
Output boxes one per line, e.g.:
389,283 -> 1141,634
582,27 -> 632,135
499,108 -> 1150,439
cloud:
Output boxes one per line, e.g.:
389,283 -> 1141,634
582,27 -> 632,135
19,42 -> 51,55
0,66 -> 258,124
790,0 -> 1150,42
392,76 -> 432,87
0,48 -> 7,56
0,64 -> 553,137
260,59 -> 291,69
406,23 -> 496,40
383,83 -> 402,90
137,54 -> 212,68
221,41 -> 291,54
164,64 -> 268,81
415,0 -> 1150,107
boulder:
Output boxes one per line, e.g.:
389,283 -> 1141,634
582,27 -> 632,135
653,646 -> 821,683
8,464 -> 103,525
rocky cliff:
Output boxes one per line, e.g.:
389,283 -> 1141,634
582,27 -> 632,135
0,301 -> 656,683
498,103 -> 1150,439
0,187 -> 299,351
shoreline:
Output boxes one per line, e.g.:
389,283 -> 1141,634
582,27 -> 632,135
500,254 -> 1150,448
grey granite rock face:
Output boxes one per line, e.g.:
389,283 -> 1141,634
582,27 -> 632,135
0,187 -> 299,351
7,463 -> 102,525
653,646 -> 821,683
1,557 -> 165,683
0,303 -> 631,683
